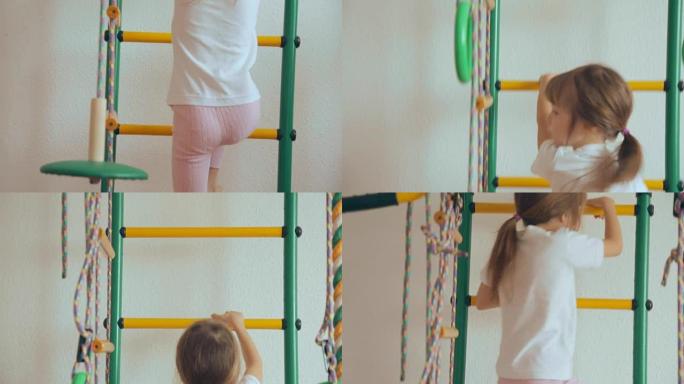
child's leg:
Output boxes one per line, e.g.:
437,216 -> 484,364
208,147 -> 224,192
171,105 -> 222,192
218,100 -> 261,145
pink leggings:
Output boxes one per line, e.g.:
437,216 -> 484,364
499,379 -> 579,384
171,101 -> 260,192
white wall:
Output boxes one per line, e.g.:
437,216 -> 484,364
0,0 -> 342,192
345,193 -> 678,383
342,0 -> 682,191
0,193 -> 332,383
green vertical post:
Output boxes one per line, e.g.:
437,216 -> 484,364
633,193 -> 651,384
453,193 -> 473,383
666,0 -> 682,192
108,192 -> 124,384
486,0 -> 501,192
283,192 -> 299,383
101,0 -> 123,193
277,0 -> 299,192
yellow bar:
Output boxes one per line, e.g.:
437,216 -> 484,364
396,193 -> 426,204
120,31 -> 282,47
120,318 -> 283,329
496,177 -> 664,191
472,202 -> 636,216
123,226 -> 283,238
469,296 -> 632,310
499,80 -> 664,92
118,124 -> 278,140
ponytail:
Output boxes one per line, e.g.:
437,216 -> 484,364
486,217 -> 519,292
614,132 -> 643,184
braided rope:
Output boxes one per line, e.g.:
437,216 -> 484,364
332,193 -> 343,380
420,194 -> 465,383
96,0 -> 108,97
316,193 -> 337,383
662,192 -> 684,382
476,1 -> 485,192
62,193 -> 68,279
483,0 -> 492,191
425,194 -> 432,361
400,202 -> 413,381
467,0 -> 479,192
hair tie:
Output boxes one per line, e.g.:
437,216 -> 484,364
622,128 -> 630,136
513,214 -> 521,222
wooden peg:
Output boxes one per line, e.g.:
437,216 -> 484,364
433,211 -> 446,225
440,326 -> 459,339
486,0 -> 496,11
107,5 -> 121,21
92,339 -> 115,354
98,228 -> 115,259
476,95 -> 494,111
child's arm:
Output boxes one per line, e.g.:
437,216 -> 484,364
537,73 -> 554,148
214,311 -> 264,382
475,283 -> 499,310
586,197 -> 623,257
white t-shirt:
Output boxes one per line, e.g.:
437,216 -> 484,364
531,139 -> 648,192
481,226 -> 604,380
240,374 -> 260,384
168,0 -> 261,106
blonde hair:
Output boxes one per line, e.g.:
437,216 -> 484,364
486,193 -> 587,292
176,320 -> 241,384
545,64 -> 643,190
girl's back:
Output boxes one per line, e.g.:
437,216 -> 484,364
490,226 -> 603,380
169,0 -> 261,106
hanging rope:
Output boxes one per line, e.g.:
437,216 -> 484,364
400,202 -> 413,381
662,192 -> 684,382
424,194 -> 432,361
332,193 -> 343,381
420,194 -> 466,384
316,193 -> 338,383
62,193 -> 68,279
467,0 -> 493,192
71,193 -> 103,383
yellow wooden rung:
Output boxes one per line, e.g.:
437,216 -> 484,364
119,317 -> 283,330
117,124 -> 278,140
395,193 -> 426,204
92,339 -> 115,354
496,176 -> 664,191
121,226 -> 284,238
499,80 -> 665,92
470,296 -> 633,310
472,202 -> 636,216
119,31 -> 283,47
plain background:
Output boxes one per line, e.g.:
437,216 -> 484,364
345,193 -> 679,383
342,0 -> 682,191
0,0 -> 342,192
0,193 -> 333,383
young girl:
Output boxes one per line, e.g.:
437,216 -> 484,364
176,311 -> 263,384
168,0 -> 261,192
532,64 -> 647,192
476,194 -> 623,384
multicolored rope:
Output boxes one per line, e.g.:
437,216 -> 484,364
467,0 -> 493,192
332,193 -> 343,381
420,194 -> 466,384
71,193 -> 103,384
662,192 -> 684,382
316,193 -> 338,383
425,194 -> 432,361
400,201 -> 413,381
62,193 -> 68,279
96,0 -> 108,98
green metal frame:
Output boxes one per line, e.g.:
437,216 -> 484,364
97,0 -> 298,193
451,193 -> 652,383
107,193 -> 300,383
485,1 -> 682,192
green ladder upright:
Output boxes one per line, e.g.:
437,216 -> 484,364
463,0 -> 683,192
452,193 -> 653,384
41,0 -> 299,192
107,193 -> 300,384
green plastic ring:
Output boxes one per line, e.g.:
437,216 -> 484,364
455,1 -> 473,83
